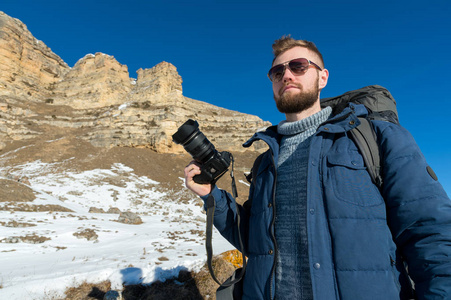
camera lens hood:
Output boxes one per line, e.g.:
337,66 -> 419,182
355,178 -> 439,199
172,119 -> 199,145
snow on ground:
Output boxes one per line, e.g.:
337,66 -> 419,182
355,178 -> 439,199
0,160 -> 235,299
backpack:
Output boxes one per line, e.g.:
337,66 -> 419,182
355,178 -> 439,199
247,85 -> 400,190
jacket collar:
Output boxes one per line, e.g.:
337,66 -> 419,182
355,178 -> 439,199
243,103 -> 369,151
243,124 -> 280,153
317,103 -> 368,133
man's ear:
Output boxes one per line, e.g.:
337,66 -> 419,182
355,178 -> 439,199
319,68 -> 329,90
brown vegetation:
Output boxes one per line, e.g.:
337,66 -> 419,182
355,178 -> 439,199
63,250 -> 242,300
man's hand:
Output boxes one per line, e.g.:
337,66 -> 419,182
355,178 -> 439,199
184,161 -> 212,196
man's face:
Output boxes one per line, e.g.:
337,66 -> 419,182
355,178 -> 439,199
271,47 -> 324,114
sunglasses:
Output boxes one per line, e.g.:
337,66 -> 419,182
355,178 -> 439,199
267,58 -> 322,82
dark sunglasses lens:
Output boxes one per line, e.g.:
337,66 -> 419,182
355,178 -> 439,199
288,59 -> 309,74
269,65 -> 285,82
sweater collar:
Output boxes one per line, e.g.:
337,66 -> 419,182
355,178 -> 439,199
277,106 -> 332,136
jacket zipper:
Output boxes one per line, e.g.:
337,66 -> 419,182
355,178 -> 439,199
268,150 -> 278,300
248,134 -> 279,300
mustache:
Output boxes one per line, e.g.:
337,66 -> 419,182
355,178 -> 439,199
278,82 -> 303,97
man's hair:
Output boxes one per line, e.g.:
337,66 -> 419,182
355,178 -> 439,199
272,35 -> 324,68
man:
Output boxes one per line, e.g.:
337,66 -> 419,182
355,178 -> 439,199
184,36 -> 451,299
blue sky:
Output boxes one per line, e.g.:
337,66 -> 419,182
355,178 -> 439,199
2,0 -> 450,195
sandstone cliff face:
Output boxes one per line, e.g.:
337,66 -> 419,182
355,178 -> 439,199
0,12 -> 69,100
134,62 -> 183,101
51,53 -> 133,108
0,12 -> 270,153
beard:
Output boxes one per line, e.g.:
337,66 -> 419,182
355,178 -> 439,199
274,78 -> 320,114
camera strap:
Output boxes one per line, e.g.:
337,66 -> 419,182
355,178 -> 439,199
205,154 -> 247,287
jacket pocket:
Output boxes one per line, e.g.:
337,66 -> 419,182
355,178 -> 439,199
326,150 -> 384,207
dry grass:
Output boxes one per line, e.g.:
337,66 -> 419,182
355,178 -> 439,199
62,252 -> 241,300
64,280 -> 111,300
0,179 -> 36,202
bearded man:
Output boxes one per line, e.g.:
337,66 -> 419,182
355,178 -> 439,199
183,35 -> 451,300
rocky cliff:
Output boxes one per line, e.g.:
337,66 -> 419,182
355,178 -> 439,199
0,12 -> 69,100
0,11 -> 270,154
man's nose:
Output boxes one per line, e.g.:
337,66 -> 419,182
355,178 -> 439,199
282,67 -> 295,82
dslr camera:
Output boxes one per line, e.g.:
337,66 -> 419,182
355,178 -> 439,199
172,119 -> 231,184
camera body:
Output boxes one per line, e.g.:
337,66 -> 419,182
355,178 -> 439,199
172,119 -> 231,184
191,151 -> 231,184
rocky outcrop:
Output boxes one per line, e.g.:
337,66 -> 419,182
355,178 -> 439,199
0,12 -> 69,100
0,12 -> 271,154
51,53 -> 133,108
133,62 -> 183,102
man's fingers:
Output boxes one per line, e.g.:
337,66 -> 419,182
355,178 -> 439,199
183,161 -> 211,196
184,161 -> 201,177
185,168 -> 200,180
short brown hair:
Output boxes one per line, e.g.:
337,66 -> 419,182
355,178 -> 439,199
272,35 -> 324,68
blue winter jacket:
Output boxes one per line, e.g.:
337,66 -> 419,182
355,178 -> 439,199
207,104 -> 451,299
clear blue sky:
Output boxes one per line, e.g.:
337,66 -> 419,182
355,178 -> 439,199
2,0 -> 450,195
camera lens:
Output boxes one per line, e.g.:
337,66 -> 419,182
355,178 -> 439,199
172,119 -> 217,164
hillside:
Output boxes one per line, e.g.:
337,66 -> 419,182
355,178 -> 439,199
0,11 -> 267,299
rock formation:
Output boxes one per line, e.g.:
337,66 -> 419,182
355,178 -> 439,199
0,11 -> 69,100
51,53 -> 132,108
0,11 -> 270,154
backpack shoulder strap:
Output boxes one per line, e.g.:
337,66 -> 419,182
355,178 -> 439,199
348,117 -> 383,189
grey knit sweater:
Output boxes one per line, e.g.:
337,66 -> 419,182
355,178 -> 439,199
275,106 -> 332,299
